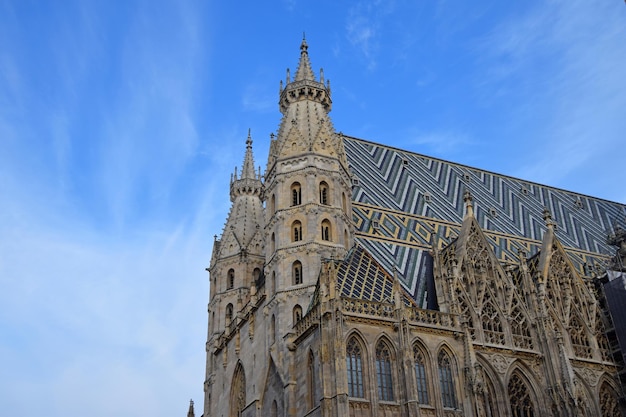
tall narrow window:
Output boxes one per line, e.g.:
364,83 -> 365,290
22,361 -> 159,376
438,351 -> 456,408
321,219 -> 331,241
319,181 -> 329,205
293,261 -> 303,285
292,221 -> 303,242
346,337 -> 364,398
271,271 -> 276,295
270,194 -> 276,214
253,268 -> 261,284
271,233 -> 275,253
307,351 -> 315,410
413,344 -> 429,404
342,192 -> 347,212
230,363 -> 246,417
508,373 -> 534,417
291,182 -> 302,206
270,314 -> 276,345
227,269 -> 235,289
376,341 -> 394,401
271,401 -> 277,417
293,305 -> 302,324
226,303 -> 233,325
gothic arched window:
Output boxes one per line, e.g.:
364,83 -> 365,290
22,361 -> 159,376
508,372 -> 534,417
293,261 -> 302,285
346,336 -> 365,398
376,340 -> 394,401
413,343 -> 430,405
226,303 -> 233,325
271,232 -> 275,253
319,181 -> 329,205
227,269 -> 235,290
342,192 -> 347,212
253,267 -> 261,283
292,221 -> 303,242
291,182 -> 302,206
344,229 -> 348,246
270,193 -> 276,214
270,314 -> 276,345
271,271 -> 276,295
271,400 -> 277,417
438,350 -> 457,409
599,382 -> 621,417
230,363 -> 246,417
293,305 -> 302,324
321,219 -> 331,241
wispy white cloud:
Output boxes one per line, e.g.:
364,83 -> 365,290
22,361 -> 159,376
345,1 -> 396,70
473,0 -> 626,201
406,129 -> 474,159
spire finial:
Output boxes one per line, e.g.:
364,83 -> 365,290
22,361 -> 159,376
187,399 -> 195,417
246,128 -> 252,148
543,207 -> 556,230
300,36 -> 308,54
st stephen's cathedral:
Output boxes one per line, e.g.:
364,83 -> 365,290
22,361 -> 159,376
195,40 -> 626,417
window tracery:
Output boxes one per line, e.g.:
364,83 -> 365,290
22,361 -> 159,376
599,382 -> 621,417
413,344 -> 429,405
438,351 -> 457,409
376,340 -> 394,401
508,373 -> 534,417
511,305 -> 533,349
481,301 -> 505,345
346,337 -> 364,398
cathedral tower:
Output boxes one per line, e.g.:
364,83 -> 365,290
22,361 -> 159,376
263,37 -> 353,349
204,132 -> 265,416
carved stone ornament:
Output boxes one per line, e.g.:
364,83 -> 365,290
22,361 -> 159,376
490,353 -> 514,374
576,367 -> 601,387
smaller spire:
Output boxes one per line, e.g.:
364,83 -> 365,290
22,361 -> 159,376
187,399 -> 195,417
294,37 -> 316,81
240,129 -> 257,180
463,190 -> 474,218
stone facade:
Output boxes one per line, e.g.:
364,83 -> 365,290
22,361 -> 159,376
201,40 -> 625,417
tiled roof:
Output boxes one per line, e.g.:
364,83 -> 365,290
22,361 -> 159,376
343,135 -> 626,306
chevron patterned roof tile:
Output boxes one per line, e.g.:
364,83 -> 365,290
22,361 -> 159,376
343,135 -> 625,305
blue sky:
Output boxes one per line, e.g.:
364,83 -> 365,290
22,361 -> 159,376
1,1 -> 625,416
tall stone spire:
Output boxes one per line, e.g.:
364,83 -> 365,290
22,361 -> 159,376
187,399 -> 195,417
278,39 -> 331,115
230,130 -> 262,202
294,37 -> 315,81
239,129 -> 257,181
